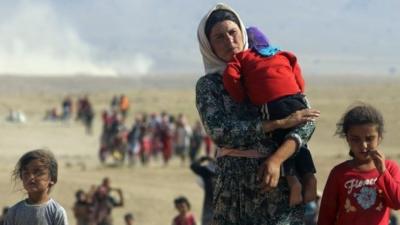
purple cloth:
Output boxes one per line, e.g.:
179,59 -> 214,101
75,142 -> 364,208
246,26 -> 270,50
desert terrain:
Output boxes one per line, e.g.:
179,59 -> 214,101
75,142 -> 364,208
0,74 -> 399,224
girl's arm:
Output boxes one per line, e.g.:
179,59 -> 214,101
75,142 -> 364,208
318,168 -> 339,225
376,160 -> 400,209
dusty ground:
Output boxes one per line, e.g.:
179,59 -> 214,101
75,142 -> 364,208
0,75 -> 399,224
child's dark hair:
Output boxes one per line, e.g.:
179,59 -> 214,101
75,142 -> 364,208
124,213 -> 134,221
13,149 -> 58,186
336,103 -> 384,138
75,189 -> 86,200
174,196 -> 191,209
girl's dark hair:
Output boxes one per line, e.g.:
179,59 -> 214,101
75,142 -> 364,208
124,213 -> 134,221
174,196 -> 191,209
205,9 -> 241,39
75,189 -> 85,200
336,103 -> 384,138
13,149 -> 58,186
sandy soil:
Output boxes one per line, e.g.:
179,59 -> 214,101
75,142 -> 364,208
0,75 -> 399,224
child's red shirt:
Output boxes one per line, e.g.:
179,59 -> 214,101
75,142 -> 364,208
318,160 -> 400,225
172,212 -> 196,225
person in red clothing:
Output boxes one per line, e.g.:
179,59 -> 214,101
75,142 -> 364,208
318,103 -> 400,225
171,196 -> 197,225
223,26 -> 317,206
160,112 -> 173,166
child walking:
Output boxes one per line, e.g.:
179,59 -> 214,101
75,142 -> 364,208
222,26 -> 317,206
4,149 -> 68,225
318,103 -> 400,225
171,196 -> 197,225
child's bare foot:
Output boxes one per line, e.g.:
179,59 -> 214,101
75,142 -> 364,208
303,173 -> 317,203
287,176 -> 303,207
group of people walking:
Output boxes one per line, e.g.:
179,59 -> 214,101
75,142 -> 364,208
44,95 -> 95,135
73,177 -> 124,225
99,109 -> 214,166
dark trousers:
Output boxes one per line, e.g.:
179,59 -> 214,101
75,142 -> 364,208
261,93 -> 316,176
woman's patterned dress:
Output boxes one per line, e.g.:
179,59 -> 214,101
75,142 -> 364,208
195,73 -> 315,225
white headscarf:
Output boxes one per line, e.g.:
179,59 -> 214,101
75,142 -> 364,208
197,3 -> 248,75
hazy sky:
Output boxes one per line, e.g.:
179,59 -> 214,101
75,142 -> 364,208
0,0 -> 399,76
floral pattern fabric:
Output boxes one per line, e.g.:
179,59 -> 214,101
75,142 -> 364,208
195,73 -> 316,225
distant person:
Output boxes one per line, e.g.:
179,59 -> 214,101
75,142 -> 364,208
100,177 -> 111,193
318,103 -> 400,225
148,113 -> 162,160
159,112 -> 173,166
190,156 -> 216,225
124,213 -> 135,225
127,115 -> 145,166
0,206 -> 9,225
189,121 -> 205,163
4,149 -> 68,225
7,109 -> 27,123
139,130 -> 152,166
73,189 -> 91,225
110,96 -> 119,112
172,196 -> 197,225
91,186 -> 124,225
76,96 -> 95,135
174,115 -> 192,166
86,185 -> 98,205
119,95 -> 130,121
223,26 -> 317,206
82,96 -> 95,135
62,96 -> 73,120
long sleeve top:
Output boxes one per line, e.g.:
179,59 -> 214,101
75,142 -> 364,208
318,160 -> 400,225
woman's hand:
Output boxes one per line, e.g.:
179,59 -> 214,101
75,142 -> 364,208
280,108 -> 320,129
257,155 -> 282,192
262,108 -> 320,133
257,138 -> 298,192
369,149 -> 386,174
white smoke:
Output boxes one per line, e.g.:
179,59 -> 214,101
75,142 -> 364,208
107,53 -> 154,76
0,0 -> 153,76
